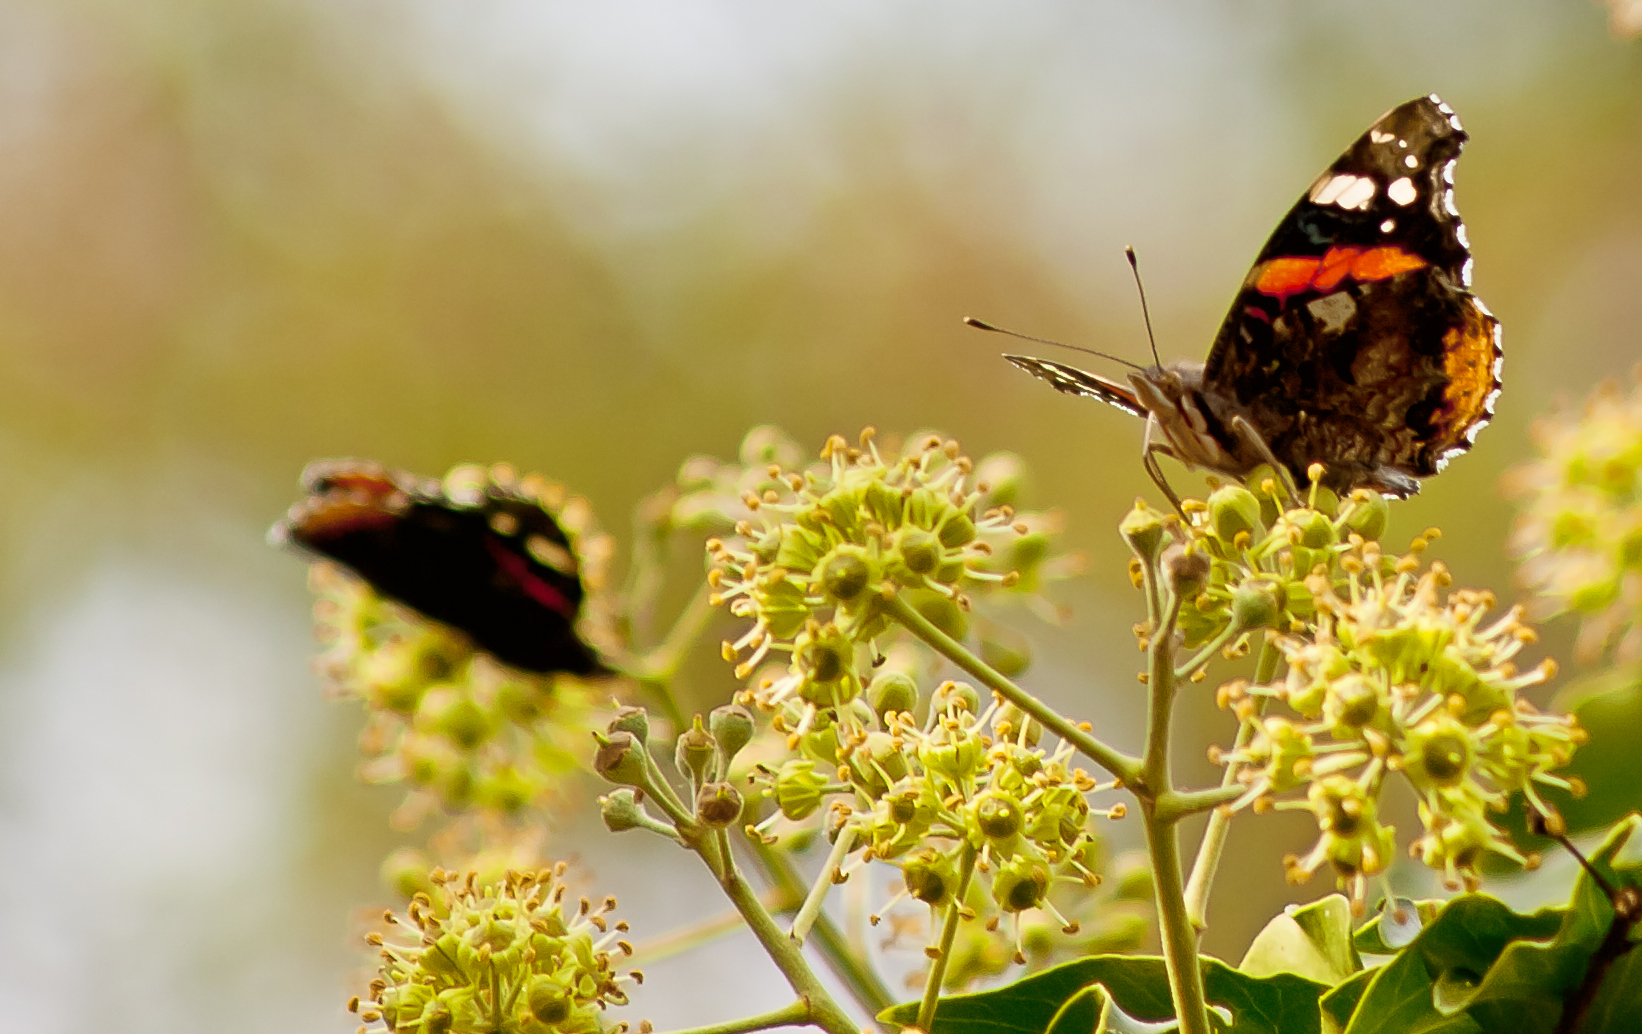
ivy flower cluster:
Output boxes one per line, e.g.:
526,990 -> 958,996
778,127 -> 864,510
749,672 -> 1131,968
309,564 -> 607,832
353,864 -> 640,1034
1152,470 -> 1584,901
707,429 -> 1072,731
1507,368 -> 1642,664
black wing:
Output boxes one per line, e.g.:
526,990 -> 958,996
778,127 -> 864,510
1198,94 -> 1500,491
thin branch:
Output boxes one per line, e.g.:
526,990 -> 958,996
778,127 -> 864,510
650,999 -> 813,1034
882,593 -> 1144,791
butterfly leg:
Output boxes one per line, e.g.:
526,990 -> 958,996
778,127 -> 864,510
1230,415 -> 1301,509
1141,415 -> 1188,516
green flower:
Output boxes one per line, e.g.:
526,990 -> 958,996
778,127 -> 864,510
356,864 -> 635,1034
1507,371 -> 1642,663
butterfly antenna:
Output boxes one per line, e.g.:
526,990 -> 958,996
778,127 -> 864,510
962,317 -> 1145,372
1125,245 -> 1163,368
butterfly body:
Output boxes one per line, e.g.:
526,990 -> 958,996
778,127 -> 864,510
1007,95 -> 1500,503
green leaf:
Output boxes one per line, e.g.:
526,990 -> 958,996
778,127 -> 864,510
1242,895 -> 1360,985
879,954 -> 1326,1034
1319,969 -> 1373,1034
1340,896 -> 1561,1034
1044,984 -> 1112,1034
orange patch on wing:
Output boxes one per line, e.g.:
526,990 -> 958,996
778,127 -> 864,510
1312,246 -> 1364,291
1252,257 -> 1322,299
1437,299 -> 1501,443
1351,246 -> 1428,282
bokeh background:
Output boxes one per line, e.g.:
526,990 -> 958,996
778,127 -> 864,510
0,1 -> 1639,1031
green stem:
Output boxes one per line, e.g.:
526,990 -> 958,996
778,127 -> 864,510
1182,636 -> 1280,932
883,594 -> 1143,790
1142,592 -> 1184,793
750,840 -> 896,1017
790,827 -> 856,944
1143,798 -> 1212,1034
916,844 -> 979,1032
700,837 -> 858,1034
652,999 -> 813,1034
1139,581 -> 1212,1034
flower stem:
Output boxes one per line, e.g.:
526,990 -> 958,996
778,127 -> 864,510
790,827 -> 856,944
652,999 -> 813,1034
916,843 -> 979,1032
1182,636 -> 1280,932
695,836 -> 859,1034
1139,582 -> 1212,1034
750,840 -> 896,1015
882,594 -> 1143,789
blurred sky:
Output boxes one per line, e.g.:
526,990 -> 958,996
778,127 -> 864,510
0,2 -> 1638,1031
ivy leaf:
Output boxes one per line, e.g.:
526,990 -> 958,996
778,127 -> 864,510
878,954 -> 1326,1034
1241,894 -> 1360,985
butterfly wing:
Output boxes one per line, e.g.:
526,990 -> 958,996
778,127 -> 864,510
1003,354 -> 1146,417
1200,94 -> 1500,493
273,460 -> 604,675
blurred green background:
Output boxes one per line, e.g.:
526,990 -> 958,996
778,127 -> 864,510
0,1 -> 1638,1030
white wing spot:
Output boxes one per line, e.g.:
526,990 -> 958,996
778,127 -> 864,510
1370,129 -> 1395,144
1388,177 -> 1418,206
1336,176 -> 1377,210
1441,160 -> 1456,185
1443,189 -> 1458,216
1310,173 -> 1357,205
1380,218 -> 1396,233
1461,257 -> 1474,286
1455,223 -> 1470,248
1397,138 -> 1409,148
1404,154 -> 1418,169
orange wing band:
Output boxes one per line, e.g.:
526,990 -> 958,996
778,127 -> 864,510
1252,246 -> 1429,301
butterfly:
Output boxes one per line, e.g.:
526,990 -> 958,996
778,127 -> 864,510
270,460 -> 605,676
999,94 -> 1500,508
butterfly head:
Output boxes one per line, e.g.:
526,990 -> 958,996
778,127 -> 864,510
1127,361 -> 1243,475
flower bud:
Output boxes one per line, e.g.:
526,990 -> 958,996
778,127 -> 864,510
1288,508 -> 1336,549
992,856 -> 1049,913
523,974 -> 573,1025
819,545 -> 875,603
709,704 -> 756,765
1231,578 -> 1285,631
608,705 -> 650,744
973,790 -> 1024,841
696,781 -> 744,827
599,787 -> 649,833
867,670 -> 919,721
593,731 -> 647,787
675,715 -> 717,785
1162,544 -> 1211,599
901,848 -> 958,906
852,731 -> 910,799
1343,491 -> 1389,541
930,680 -> 980,714
938,512 -> 977,548
893,526 -> 942,577
774,759 -> 829,820
1120,500 -> 1167,560
992,703 -> 1041,748
1209,484 -> 1264,543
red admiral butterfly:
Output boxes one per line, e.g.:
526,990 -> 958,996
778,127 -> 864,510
1002,95 -> 1500,506
270,460 -> 606,676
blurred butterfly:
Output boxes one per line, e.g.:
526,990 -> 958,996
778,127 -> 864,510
271,460 -> 605,676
